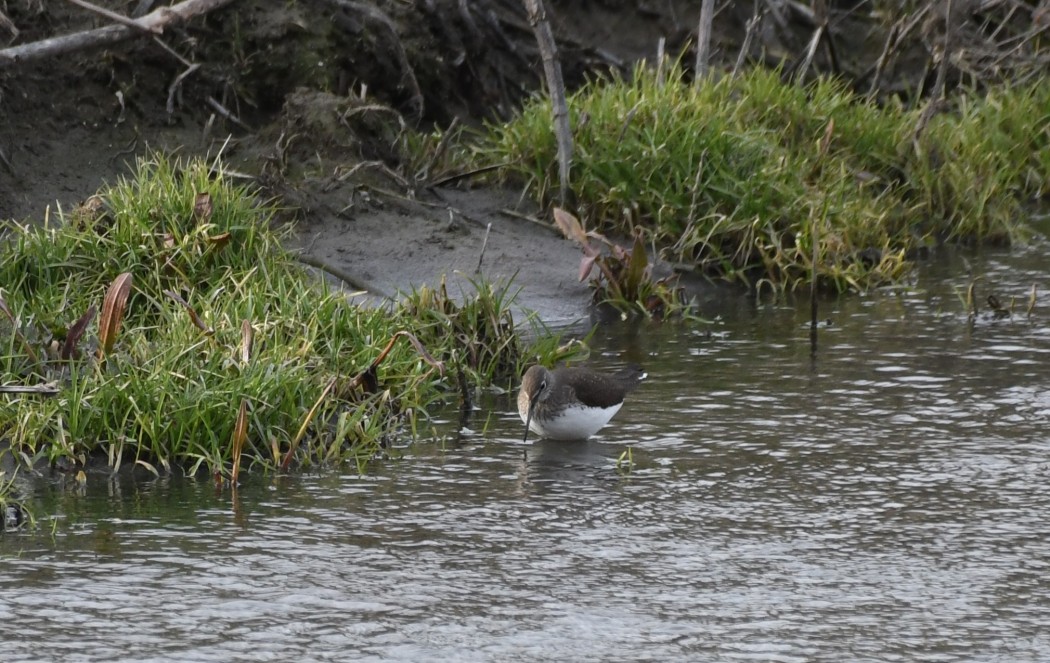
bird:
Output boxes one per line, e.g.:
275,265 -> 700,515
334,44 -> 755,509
517,364 -> 646,442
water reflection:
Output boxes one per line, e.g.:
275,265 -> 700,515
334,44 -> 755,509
3,246 -> 1050,661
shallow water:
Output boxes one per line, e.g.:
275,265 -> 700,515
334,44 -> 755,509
4,244 -> 1050,662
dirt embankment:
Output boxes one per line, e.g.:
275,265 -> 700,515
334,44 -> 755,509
1,1 -> 1042,320
0,1 -> 694,319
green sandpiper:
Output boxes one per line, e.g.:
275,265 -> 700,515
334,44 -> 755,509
518,364 -> 646,442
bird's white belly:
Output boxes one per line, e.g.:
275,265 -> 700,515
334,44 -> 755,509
526,402 -> 622,440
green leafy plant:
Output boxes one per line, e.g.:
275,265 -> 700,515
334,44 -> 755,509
472,62 -> 1050,292
552,208 -> 686,317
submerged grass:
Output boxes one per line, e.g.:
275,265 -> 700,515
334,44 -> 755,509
0,155 -> 563,495
0,470 -> 31,531
475,64 -> 1050,293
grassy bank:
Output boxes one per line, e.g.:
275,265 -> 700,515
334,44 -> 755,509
0,156 -> 565,504
476,65 -> 1050,293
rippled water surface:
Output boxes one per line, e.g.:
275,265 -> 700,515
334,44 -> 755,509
4,246 -> 1050,662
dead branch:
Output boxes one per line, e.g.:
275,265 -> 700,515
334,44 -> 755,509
695,0 -> 715,79
205,95 -> 248,130
867,7 -> 929,97
0,0 -> 236,68
868,21 -> 900,97
914,0 -> 955,147
295,252 -> 395,300
522,0 -> 573,208
733,8 -> 767,77
0,382 -> 60,396
797,0 -> 835,80
796,23 -> 824,80
65,0 -> 159,34
167,62 -> 201,114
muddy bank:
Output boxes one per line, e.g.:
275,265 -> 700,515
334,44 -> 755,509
290,184 -> 594,324
0,0 -> 706,321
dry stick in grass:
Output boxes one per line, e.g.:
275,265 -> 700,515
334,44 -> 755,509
417,116 -> 460,185
762,0 -> 789,32
867,8 -> 929,98
816,0 -> 839,75
797,23 -> 824,81
163,289 -> 215,335
868,21 -> 900,98
522,0 -> 573,208
913,0 -> 954,148
695,0 -> 715,79
656,37 -> 666,85
809,214 -> 820,356
810,120 -> 834,357
0,0 -> 236,67
795,0 -> 841,81
0,382 -> 60,396
797,0 -> 823,83
733,8 -> 765,77
987,22 -> 1048,74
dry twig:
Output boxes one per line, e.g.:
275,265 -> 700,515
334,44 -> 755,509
522,0 -> 573,207
0,0 -> 236,67
914,0 -> 955,147
695,0 -> 715,79
65,0 -> 159,34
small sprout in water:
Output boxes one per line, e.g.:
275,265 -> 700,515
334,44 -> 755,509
616,446 -> 634,473
966,280 -> 979,319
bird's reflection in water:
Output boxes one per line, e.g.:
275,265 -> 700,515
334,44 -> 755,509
511,437 -> 630,495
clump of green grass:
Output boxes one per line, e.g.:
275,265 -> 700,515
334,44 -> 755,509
402,274 -> 524,383
401,273 -> 586,389
0,155 -> 558,485
909,82 -> 1050,241
475,63 -> 1050,293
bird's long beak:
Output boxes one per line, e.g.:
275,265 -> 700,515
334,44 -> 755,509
523,394 -> 539,443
